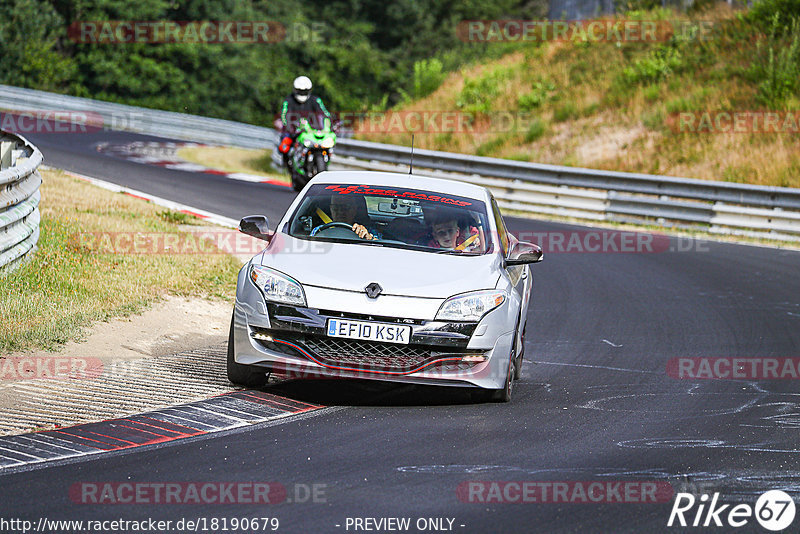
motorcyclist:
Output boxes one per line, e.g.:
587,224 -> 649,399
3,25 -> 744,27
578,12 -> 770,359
277,76 -> 332,169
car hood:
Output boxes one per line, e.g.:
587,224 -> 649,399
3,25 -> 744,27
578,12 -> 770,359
257,234 -> 499,299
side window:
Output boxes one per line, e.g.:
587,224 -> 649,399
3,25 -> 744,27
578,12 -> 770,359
490,197 -> 509,255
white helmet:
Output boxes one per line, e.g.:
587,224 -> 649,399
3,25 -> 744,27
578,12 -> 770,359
293,76 -> 312,103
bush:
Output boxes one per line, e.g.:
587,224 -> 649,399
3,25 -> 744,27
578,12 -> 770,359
518,80 -> 556,110
622,46 -> 684,84
0,0 -> 76,91
456,67 -> 514,114
524,118 -> 547,142
569,60 -> 592,84
751,16 -> 800,107
665,96 -> 692,113
642,108 -> 665,131
582,102 -> 600,116
476,134 -> 510,156
615,0 -> 662,12
405,58 -> 445,101
746,0 -> 800,33
643,85 -> 661,102
457,77 -> 493,113
553,102 -> 578,122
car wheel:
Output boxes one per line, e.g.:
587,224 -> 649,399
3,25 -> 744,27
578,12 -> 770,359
514,321 -> 526,380
226,314 -> 270,388
489,346 -> 515,403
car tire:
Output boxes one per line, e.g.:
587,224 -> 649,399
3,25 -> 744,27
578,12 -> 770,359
488,346 -> 515,403
226,314 -> 270,388
514,321 -> 526,380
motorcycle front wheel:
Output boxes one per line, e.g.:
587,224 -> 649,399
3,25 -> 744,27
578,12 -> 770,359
314,154 -> 328,175
291,167 -> 307,192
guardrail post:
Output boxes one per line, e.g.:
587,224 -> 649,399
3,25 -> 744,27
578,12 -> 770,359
0,138 -> 13,169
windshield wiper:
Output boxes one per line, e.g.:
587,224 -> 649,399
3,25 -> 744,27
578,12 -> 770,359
433,249 -> 480,255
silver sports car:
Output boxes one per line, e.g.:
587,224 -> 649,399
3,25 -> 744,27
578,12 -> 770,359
228,171 -> 542,401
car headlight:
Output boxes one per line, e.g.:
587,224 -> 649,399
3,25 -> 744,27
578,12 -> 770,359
435,290 -> 506,322
321,137 -> 335,149
249,265 -> 306,306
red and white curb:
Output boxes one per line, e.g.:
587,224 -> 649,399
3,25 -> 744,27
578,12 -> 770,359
0,391 -> 325,472
95,141 -> 290,187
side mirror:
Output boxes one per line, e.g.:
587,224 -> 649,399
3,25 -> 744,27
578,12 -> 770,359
239,215 -> 271,241
505,241 -> 543,266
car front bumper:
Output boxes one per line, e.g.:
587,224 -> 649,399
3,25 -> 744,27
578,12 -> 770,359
232,268 -> 514,390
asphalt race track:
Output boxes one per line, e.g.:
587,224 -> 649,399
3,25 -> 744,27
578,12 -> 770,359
2,129 -> 799,533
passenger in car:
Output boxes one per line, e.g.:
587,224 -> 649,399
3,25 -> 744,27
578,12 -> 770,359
423,212 -> 480,251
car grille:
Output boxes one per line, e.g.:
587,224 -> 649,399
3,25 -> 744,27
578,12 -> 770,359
254,328 -> 482,374
302,336 -> 453,372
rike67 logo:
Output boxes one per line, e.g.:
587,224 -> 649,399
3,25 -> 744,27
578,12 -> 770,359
668,490 -> 796,531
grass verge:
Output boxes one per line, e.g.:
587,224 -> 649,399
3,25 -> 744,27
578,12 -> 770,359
0,168 -> 241,353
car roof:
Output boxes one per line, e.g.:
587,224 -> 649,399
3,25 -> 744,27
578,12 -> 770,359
310,170 -> 491,202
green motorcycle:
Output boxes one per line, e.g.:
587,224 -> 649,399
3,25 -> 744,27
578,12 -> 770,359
289,119 -> 337,192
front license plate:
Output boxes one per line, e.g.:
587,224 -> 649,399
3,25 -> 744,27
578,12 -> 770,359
326,318 -> 412,345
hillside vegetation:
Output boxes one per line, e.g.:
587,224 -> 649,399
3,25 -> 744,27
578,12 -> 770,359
0,0 -> 544,125
354,1 -> 800,187
1,0 -> 797,187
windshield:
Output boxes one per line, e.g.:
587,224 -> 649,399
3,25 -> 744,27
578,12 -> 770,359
284,183 -> 492,254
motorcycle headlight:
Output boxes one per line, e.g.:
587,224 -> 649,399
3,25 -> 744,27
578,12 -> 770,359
303,139 -> 311,147
321,137 -> 335,149
435,290 -> 506,322
249,265 -> 306,306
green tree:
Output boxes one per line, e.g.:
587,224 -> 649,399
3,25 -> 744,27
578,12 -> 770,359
0,0 -> 76,91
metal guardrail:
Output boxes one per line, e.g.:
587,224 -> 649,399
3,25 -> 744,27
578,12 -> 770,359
0,132 -> 42,271
0,84 -> 279,148
1,84 -> 799,241
332,151 -> 800,241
